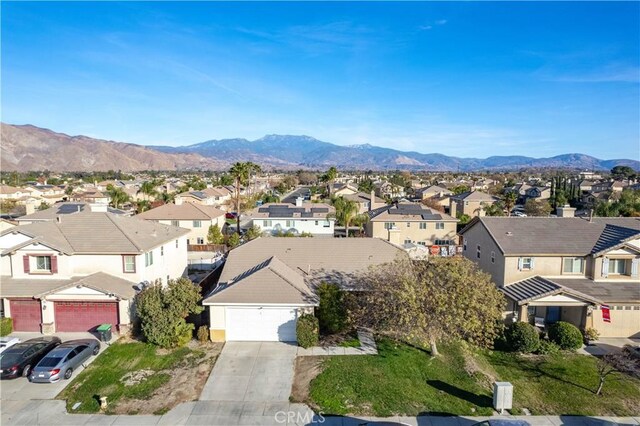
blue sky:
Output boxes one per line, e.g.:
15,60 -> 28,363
2,1 -> 639,159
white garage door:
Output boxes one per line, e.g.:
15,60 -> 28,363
225,307 -> 298,342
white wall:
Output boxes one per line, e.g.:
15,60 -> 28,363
252,218 -> 335,236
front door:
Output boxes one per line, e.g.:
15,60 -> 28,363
545,306 -> 561,324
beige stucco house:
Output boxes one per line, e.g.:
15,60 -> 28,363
203,238 -> 404,342
0,209 -> 189,334
449,190 -> 498,218
459,214 -> 640,338
366,203 -> 458,247
137,202 -> 226,246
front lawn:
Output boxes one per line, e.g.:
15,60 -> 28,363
307,338 -> 640,417
58,339 -> 222,414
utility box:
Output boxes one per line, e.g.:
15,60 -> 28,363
493,382 -> 513,414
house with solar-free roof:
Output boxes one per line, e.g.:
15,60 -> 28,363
0,207 -> 189,334
459,209 -> 640,338
245,198 -> 335,237
366,202 -> 458,248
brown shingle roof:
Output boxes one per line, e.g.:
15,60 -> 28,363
0,272 -> 136,299
137,203 -> 225,221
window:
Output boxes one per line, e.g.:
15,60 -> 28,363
491,251 -> 496,264
419,223 -> 427,230
197,237 -> 204,244
145,251 -> 154,267
175,239 -> 179,248
323,221 -> 331,228
263,220 -> 272,227
435,239 -> 454,245
193,220 -> 202,228
521,257 -> 533,270
286,220 -> 295,228
417,241 -> 426,246
476,245 -> 481,259
35,256 -> 52,271
435,222 -> 444,230
384,222 -> 396,230
123,255 -> 136,273
563,257 -> 585,274
463,239 -> 467,251
315,221 -> 319,226
160,246 -> 164,256
404,239 -> 412,244
608,259 -> 627,275
406,222 -> 411,228
171,220 -> 179,227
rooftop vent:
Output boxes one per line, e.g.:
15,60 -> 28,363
506,231 -> 513,236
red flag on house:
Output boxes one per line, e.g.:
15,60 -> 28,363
601,305 -> 611,323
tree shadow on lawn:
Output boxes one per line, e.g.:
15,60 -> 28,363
426,380 -> 493,408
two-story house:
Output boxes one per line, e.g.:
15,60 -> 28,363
449,191 -> 499,218
415,185 -> 453,201
137,202 -> 226,247
366,203 -> 458,247
341,191 -> 386,214
246,198 -> 335,237
459,214 -> 639,338
175,186 -> 234,207
0,209 -> 188,334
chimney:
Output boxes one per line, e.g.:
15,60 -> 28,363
369,189 -> 375,211
56,216 -> 62,223
295,197 -> 304,207
556,204 -> 576,218
90,203 -> 108,213
25,201 -> 36,216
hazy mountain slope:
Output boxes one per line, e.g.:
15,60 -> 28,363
1,124 -> 228,172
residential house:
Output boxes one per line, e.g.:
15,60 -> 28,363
375,181 -> 406,199
16,202 -> 129,225
366,203 -> 458,247
341,191 -> 386,214
415,185 -> 453,201
0,210 -> 189,333
449,191 -> 499,218
203,238 -> 404,342
459,212 -> 640,338
523,186 -> 551,201
137,202 -> 226,247
72,190 -> 110,205
332,183 -> 358,197
246,198 -> 335,236
175,186 -> 234,207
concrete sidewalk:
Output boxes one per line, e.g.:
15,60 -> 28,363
297,328 -> 378,356
1,399 -> 639,426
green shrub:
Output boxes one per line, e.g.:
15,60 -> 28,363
197,325 -> 210,343
504,322 -> 540,353
548,321 -> 583,350
583,327 -> 600,343
317,283 -> 348,334
535,340 -> 561,355
0,317 -> 12,336
297,314 -> 319,348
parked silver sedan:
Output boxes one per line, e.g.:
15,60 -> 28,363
29,339 -> 100,383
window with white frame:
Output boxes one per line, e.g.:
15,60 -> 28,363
476,245 -> 481,259
435,239 -> 454,245
407,222 -> 411,228
419,222 -> 427,229
263,220 -> 272,227
123,255 -> 136,273
35,256 -> 51,271
175,239 -> 179,248
160,246 -> 164,256
384,222 -> 396,230
435,222 -> 444,230
171,220 -> 179,227
145,251 -> 154,267
286,220 -> 295,228
323,220 -> 331,227
193,220 -> 202,228
491,251 -> 496,264
608,259 -> 628,275
563,257 -> 585,274
521,257 -> 533,270
404,239 -> 412,244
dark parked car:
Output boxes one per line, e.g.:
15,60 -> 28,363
0,336 -> 61,379
225,212 -> 238,220
30,339 -> 100,383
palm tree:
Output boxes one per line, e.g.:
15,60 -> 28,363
246,162 -> 262,195
136,199 -> 151,214
229,162 -> 251,235
323,166 -> 338,198
352,213 -> 370,237
137,181 -> 158,201
502,191 -> 518,216
333,196 -> 358,237
106,185 -> 131,209
157,191 -> 175,204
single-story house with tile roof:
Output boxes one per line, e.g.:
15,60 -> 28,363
203,238 -> 405,342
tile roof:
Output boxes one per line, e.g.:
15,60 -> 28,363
450,190 -> 497,202
248,203 -> 334,219
0,272 -> 137,299
461,217 -> 640,255
500,276 -> 601,305
205,256 -> 317,305
137,203 -> 225,221
16,202 -> 127,222
591,224 -> 640,255
203,237 -> 405,303
368,203 -> 457,222
2,212 -> 188,254
553,278 -> 640,304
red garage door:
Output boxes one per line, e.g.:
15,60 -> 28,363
10,299 -> 42,332
54,301 -> 118,332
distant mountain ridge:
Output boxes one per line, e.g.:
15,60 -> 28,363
2,123 -> 638,172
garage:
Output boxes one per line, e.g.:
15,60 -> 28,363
9,299 -> 42,332
54,301 -> 119,332
225,307 -> 298,342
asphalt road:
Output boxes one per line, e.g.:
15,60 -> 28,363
281,187 -> 311,204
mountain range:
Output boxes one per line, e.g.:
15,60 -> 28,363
2,123 -> 638,172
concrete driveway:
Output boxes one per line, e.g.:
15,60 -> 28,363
0,332 -> 110,403
200,342 -> 297,402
